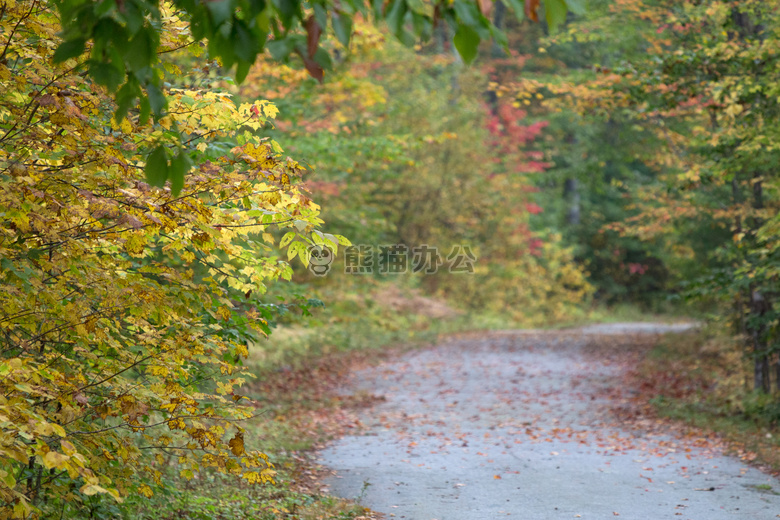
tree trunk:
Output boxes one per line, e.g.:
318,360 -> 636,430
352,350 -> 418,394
750,288 -> 771,393
491,2 -> 506,57
750,174 -> 771,392
563,177 -> 580,225
775,353 -> 780,393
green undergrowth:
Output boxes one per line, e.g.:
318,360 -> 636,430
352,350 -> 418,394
126,469 -> 368,520
635,326 -> 780,472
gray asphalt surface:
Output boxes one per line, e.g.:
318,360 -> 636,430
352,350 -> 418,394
318,323 -> 780,519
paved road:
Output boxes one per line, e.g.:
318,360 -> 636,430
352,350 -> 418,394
318,324 -> 780,519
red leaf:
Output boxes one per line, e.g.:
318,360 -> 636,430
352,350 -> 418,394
296,49 -> 324,83
305,16 -> 322,60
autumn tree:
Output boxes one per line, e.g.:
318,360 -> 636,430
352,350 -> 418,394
0,2 -> 351,517
542,0 -> 780,391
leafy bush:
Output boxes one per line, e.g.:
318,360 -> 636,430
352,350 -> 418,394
0,4 -> 340,517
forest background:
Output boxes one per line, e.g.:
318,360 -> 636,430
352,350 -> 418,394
0,0 -> 778,518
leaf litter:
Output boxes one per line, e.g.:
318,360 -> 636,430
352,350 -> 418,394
316,324 -> 780,519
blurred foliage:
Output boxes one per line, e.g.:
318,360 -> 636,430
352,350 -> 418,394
493,0 -> 780,396
236,26 -> 593,325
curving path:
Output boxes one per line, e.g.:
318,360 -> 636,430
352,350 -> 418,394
318,323 -> 780,519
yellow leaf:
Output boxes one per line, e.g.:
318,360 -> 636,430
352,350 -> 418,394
228,432 -> 245,456
260,102 -> 279,119
217,306 -> 232,321
0,469 -> 17,490
124,233 -> 147,256
80,484 -> 108,496
41,451 -> 70,470
60,440 -> 77,456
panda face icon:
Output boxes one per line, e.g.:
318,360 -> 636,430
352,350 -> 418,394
308,245 -> 334,276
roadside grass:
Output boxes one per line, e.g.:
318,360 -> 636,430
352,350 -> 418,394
127,470 -> 369,520
625,325 -> 780,473
562,300 -> 706,328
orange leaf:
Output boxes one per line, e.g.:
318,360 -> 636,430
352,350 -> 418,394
525,0 -> 540,22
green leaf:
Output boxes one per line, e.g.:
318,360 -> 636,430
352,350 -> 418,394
372,0 -> 383,18
565,0 -> 586,16
146,83 -> 167,116
169,151 -> 192,196
139,95 -> 151,126
247,0 -> 267,17
209,34 -> 237,69
332,12 -> 352,47
115,79 -> 140,122
385,0 -> 406,36
53,39 -> 86,63
289,241 -> 308,265
490,24 -> 508,50
236,60 -> 251,84
126,29 -> 155,72
453,1 -> 482,28
145,146 -> 169,188
256,7 -> 271,33
502,0 -> 526,22
280,232 -> 295,248
267,37 -> 297,61
233,21 -> 257,62
273,0 -> 300,30
545,0 -> 568,33
207,0 -> 234,27
313,3 -> 328,28
120,0 -> 146,34
453,23 -> 480,64
333,234 -> 352,246
313,47 -> 333,70
406,0 -> 425,14
89,62 -> 124,91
